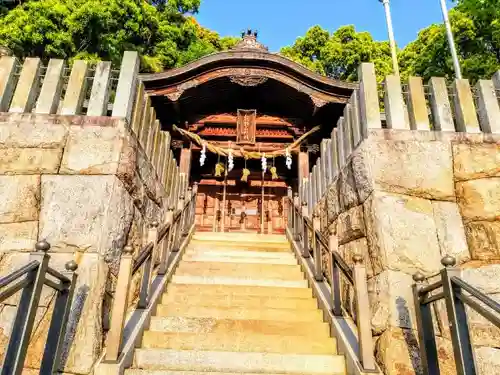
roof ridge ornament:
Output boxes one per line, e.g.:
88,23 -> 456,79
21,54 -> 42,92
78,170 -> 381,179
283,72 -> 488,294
233,29 -> 269,51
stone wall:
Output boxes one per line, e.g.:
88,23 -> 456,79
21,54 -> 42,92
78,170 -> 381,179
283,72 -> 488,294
0,113 -> 170,374
315,129 -> 500,375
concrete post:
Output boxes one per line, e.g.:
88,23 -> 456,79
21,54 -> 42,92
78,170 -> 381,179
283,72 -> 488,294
453,78 -> 480,133
35,59 -> 65,114
308,173 -> 314,214
493,71 -> 500,89
9,57 -> 41,113
350,91 -> 362,147
139,97 -> 152,149
475,79 -> 500,134
337,117 -> 346,167
330,128 -> 339,179
161,132 -> 172,182
315,160 -> 322,203
152,123 -> 162,171
311,168 -> 317,207
112,51 -> 140,123
358,63 -> 382,133
384,74 -> 409,129
321,139 -> 333,186
146,114 -> 158,158
60,60 -> 88,115
342,106 -> 353,160
406,76 -> 430,130
131,82 -> 145,136
429,77 -> 455,131
87,61 -> 112,116
179,147 -> 192,177
298,151 -> 309,186
0,56 -> 18,111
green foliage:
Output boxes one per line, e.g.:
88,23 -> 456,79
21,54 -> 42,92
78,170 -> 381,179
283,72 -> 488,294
0,0 -> 231,72
399,0 -> 500,81
281,25 -> 393,82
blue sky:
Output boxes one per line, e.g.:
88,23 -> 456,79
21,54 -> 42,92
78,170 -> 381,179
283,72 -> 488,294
196,0 -> 455,52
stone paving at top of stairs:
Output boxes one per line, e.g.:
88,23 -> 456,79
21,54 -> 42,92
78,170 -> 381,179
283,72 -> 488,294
126,233 -> 346,375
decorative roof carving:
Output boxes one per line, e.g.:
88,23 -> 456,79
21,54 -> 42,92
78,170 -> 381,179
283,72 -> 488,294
230,75 -> 268,87
233,29 -> 268,51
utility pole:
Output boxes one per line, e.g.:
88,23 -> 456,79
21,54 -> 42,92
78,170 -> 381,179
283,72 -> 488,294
439,0 -> 462,78
379,0 -> 400,76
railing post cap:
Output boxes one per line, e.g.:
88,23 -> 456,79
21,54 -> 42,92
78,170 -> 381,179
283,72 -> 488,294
180,195 -> 185,200
194,182 -> 199,186
294,192 -> 299,197
352,254 -> 363,264
413,271 -> 426,283
302,201 -> 307,207
65,260 -> 78,272
35,239 -> 51,252
169,206 -> 175,211
187,186 -> 193,191
123,245 -> 134,254
150,221 -> 159,228
441,255 -> 457,268
312,212 -> 319,218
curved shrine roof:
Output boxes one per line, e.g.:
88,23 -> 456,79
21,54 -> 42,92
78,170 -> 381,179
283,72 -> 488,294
140,31 -> 356,127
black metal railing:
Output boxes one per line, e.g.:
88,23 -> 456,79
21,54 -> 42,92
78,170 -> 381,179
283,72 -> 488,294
0,240 -> 78,375
413,256 -> 500,375
285,193 -> 376,372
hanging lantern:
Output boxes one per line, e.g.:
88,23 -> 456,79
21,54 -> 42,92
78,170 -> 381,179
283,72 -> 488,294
261,153 -> 267,173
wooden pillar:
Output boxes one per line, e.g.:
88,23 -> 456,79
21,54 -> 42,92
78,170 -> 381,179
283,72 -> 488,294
179,146 -> 192,176
212,194 -> 219,232
298,151 -> 309,186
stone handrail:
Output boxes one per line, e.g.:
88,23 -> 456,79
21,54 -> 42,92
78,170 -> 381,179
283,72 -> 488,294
103,186 -> 197,363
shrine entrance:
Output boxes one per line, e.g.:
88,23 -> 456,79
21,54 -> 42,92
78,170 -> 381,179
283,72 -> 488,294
140,30 -> 355,234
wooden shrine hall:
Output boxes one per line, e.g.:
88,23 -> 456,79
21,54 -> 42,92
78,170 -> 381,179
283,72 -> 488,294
140,30 -> 356,234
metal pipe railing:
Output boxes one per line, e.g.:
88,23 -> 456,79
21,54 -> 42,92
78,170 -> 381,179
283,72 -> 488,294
285,195 -> 376,372
103,187 -> 196,364
413,256 -> 500,375
0,240 -> 78,375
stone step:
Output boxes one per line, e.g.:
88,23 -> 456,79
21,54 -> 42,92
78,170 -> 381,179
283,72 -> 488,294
154,304 -> 323,322
165,283 -> 313,299
148,316 -> 331,337
141,331 -> 336,355
126,371 -> 330,375
133,349 -> 346,374
161,292 -> 317,310
176,262 -> 304,280
183,253 -> 298,265
171,275 -> 308,288
192,233 -> 288,243
185,249 -> 296,260
189,241 -> 290,252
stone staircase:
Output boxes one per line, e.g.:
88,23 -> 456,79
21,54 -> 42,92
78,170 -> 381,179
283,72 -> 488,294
125,232 -> 346,375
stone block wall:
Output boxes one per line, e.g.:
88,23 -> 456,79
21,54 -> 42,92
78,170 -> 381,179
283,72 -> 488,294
314,129 -> 500,375
0,113 -> 172,374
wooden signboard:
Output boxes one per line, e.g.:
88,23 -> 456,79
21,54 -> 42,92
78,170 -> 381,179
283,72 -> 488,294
236,109 -> 257,145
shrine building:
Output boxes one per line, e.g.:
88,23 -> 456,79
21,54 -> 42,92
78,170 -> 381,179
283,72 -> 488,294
140,30 -> 356,234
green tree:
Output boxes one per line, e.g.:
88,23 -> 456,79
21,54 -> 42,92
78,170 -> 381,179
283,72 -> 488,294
281,25 -> 393,82
399,0 -> 500,81
0,0 -> 234,72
